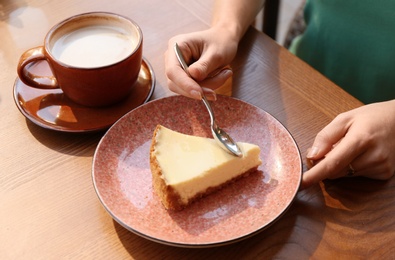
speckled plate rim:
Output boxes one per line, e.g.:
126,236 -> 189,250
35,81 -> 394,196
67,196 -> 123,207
13,58 -> 155,133
92,95 -> 302,248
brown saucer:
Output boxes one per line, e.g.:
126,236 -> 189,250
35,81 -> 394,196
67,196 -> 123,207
13,58 -> 155,133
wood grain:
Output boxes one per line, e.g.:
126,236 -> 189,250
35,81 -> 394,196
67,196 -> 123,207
1,0 -> 393,259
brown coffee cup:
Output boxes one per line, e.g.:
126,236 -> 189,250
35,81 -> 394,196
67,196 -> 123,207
17,12 -> 143,107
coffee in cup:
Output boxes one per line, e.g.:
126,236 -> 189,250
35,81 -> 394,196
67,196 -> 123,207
17,12 -> 143,107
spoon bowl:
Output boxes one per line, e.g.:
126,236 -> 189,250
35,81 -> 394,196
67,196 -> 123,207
174,43 -> 242,157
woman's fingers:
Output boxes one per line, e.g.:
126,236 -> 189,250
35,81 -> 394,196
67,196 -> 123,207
303,100 -> 395,189
307,113 -> 353,160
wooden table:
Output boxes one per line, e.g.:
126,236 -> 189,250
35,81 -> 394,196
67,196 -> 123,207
1,0 -> 394,258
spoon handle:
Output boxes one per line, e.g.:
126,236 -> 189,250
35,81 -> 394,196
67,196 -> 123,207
174,43 -> 215,126
201,95 -> 215,127
174,43 -> 191,77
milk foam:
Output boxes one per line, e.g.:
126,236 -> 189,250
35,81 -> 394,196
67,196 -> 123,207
52,25 -> 137,68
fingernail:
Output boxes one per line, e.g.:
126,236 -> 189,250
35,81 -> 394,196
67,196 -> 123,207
306,158 -> 315,169
201,87 -> 217,101
220,68 -> 233,77
190,90 -> 202,100
205,92 -> 217,101
307,146 -> 319,158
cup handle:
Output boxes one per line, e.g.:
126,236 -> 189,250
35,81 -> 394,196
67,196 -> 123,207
17,46 -> 59,89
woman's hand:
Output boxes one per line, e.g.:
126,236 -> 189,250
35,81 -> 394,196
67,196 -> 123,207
164,27 -> 238,100
164,0 -> 264,100
302,100 -> 395,189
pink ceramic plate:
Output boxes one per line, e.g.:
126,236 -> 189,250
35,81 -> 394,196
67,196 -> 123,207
13,58 -> 155,133
92,95 -> 302,247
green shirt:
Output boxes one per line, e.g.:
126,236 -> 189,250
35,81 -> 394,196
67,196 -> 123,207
289,0 -> 395,104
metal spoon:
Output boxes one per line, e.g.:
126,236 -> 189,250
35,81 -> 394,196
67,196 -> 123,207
174,43 -> 242,157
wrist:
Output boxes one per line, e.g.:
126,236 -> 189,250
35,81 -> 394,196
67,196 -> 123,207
210,22 -> 243,45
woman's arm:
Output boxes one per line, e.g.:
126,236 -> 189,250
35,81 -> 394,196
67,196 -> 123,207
212,0 -> 265,42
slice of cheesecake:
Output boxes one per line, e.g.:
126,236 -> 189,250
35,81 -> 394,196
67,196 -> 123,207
149,125 -> 262,211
